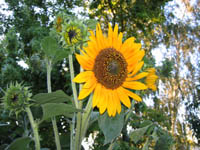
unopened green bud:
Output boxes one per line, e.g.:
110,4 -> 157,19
2,82 -> 32,115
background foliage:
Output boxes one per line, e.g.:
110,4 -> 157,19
0,0 -> 199,149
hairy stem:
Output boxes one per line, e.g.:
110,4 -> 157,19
81,94 -> 93,139
25,107 -> 40,150
46,59 -> 61,150
68,54 -> 78,108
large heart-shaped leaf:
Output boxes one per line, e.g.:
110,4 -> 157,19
129,123 -> 152,144
154,134 -> 174,150
33,90 -> 72,105
41,36 -> 59,58
42,103 -> 82,121
41,36 -> 69,63
5,137 -> 32,150
98,112 -> 124,145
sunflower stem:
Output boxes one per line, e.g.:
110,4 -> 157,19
75,101 -> 83,150
81,94 -> 93,139
68,54 -> 78,108
69,54 -> 83,150
70,114 -> 75,150
25,107 -> 40,150
108,141 -> 115,150
68,54 -> 79,150
46,59 -> 61,150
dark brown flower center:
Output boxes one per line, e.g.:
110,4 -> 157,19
11,94 -> 18,102
93,48 -> 127,89
68,29 -> 77,43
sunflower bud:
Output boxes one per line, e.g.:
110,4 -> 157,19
145,68 -> 158,91
55,16 -> 63,32
2,82 -> 32,115
62,21 -> 83,46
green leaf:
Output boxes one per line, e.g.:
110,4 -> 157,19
41,36 -> 69,63
140,120 -> 153,128
53,50 -> 69,63
129,124 -> 152,144
5,137 -> 32,150
151,128 -> 159,142
42,103 -> 82,120
89,111 -> 99,126
85,19 -> 98,30
33,90 -> 72,105
41,36 -> 59,58
154,134 -> 174,150
98,112 -> 124,145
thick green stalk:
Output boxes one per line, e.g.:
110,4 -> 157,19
68,54 -> 78,108
69,54 -> 80,150
47,60 -> 52,93
70,115 -> 75,150
108,142 -> 115,150
68,54 -> 83,150
81,94 -> 93,139
75,101 -> 83,150
46,59 -> 61,150
25,107 -> 40,150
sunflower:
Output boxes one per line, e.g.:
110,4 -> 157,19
63,23 -> 82,45
73,23 -> 152,117
145,68 -> 158,91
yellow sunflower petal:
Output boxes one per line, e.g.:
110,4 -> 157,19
149,85 -> 157,91
110,91 -> 117,116
99,91 -> 108,114
86,41 -> 99,56
92,83 -> 102,108
127,50 -> 145,72
75,54 -> 93,70
127,50 -> 145,66
114,32 -> 123,51
123,43 -> 141,58
120,37 -> 136,53
73,71 -> 93,83
117,87 -> 131,108
113,90 -> 121,114
78,81 -> 96,100
130,72 -> 148,80
96,24 -> 104,50
129,61 -> 144,77
89,30 -> 96,42
113,24 -> 118,39
123,81 -> 148,90
82,75 -> 96,89
107,91 -> 114,116
108,23 -> 113,46
123,88 -> 142,102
